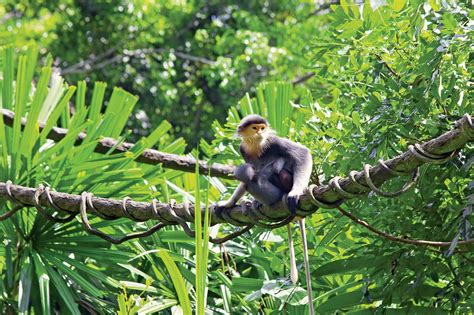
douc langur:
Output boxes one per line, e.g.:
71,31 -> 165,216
217,114 -> 314,314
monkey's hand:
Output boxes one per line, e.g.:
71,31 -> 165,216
214,200 -> 236,209
286,191 -> 300,215
215,182 -> 247,211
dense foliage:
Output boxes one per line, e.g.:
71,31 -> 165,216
1,0 -> 324,147
0,0 -> 472,314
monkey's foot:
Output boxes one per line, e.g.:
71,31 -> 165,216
251,199 -> 263,211
284,193 -> 299,215
239,198 -> 252,206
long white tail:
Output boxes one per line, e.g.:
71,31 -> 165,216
287,224 -> 298,285
299,218 -> 314,315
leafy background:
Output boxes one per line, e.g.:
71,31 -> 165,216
0,0 -> 472,314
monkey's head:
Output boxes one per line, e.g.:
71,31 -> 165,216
237,114 -> 271,142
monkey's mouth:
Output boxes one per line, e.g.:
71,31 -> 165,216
245,134 -> 263,142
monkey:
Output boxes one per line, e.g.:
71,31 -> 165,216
217,114 -> 314,314
218,114 -> 312,212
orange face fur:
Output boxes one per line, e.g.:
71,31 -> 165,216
238,123 -> 270,157
238,123 -> 268,138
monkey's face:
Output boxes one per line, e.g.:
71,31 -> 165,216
238,123 -> 268,140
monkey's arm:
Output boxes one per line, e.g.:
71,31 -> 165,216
218,162 -> 259,208
217,182 -> 247,208
290,146 -> 312,194
286,143 -> 313,213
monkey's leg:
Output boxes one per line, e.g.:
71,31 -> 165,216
298,218 -> 314,315
272,157 -> 286,173
234,163 -> 256,182
246,164 -> 284,206
288,224 -> 298,285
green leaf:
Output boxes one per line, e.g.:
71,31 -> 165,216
20,67 -> 52,162
38,71 -> 66,123
119,281 -> 159,293
18,255 -> 33,313
41,251 -> 104,296
442,13 -> 457,31
231,277 -> 264,292
2,45 -> 14,111
159,230 -> 194,243
338,20 -> 363,39
44,249 -> 120,288
44,263 -> 80,314
317,291 -> 367,313
393,0 -> 407,11
315,255 -> 389,276
31,251 -> 51,315
156,249 -> 192,314
11,55 -> 28,177
137,299 -> 177,314
75,81 -> 86,112
429,0 -> 440,11
88,81 -> 107,121
39,86 -> 76,143
103,87 -> 138,138
352,111 -> 361,127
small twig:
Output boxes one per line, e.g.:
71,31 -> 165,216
172,50 -> 216,66
1,11 -> 17,24
309,0 -> 341,16
62,47 -> 216,75
336,206 -> 474,247
292,72 -> 315,85
61,47 -> 117,74
375,53 -> 401,79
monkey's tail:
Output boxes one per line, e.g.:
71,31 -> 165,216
299,218 -> 315,315
288,224 -> 298,285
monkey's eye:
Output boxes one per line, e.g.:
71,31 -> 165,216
261,127 -> 265,130
252,126 -> 257,130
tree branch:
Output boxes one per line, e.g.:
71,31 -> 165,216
292,72 -> 315,85
310,0 -> 340,16
336,205 -> 474,247
1,11 -> 19,24
59,47 -> 118,74
61,47 -> 216,75
1,108 -> 235,179
0,114 -> 471,232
